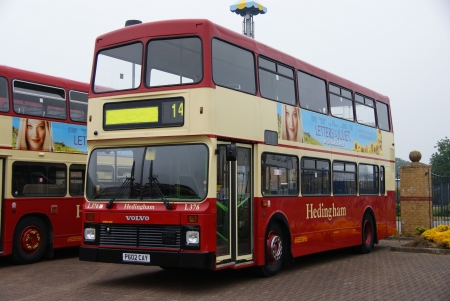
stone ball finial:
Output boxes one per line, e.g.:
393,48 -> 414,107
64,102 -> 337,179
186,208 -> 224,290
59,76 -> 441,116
409,150 -> 422,162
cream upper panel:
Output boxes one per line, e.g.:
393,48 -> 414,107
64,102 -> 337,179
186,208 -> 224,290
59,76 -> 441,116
88,86 -> 394,165
0,115 -> 12,150
87,88 -> 217,142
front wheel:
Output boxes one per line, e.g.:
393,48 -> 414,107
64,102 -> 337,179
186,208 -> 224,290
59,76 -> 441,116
259,223 -> 284,277
359,213 -> 375,254
12,217 -> 48,264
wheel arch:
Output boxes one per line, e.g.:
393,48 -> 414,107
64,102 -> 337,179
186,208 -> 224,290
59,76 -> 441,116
14,213 -> 54,257
266,212 -> 292,267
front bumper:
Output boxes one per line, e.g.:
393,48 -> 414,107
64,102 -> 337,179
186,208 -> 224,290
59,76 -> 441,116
79,247 -> 215,270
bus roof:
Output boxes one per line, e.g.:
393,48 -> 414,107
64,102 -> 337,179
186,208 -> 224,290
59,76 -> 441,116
0,65 -> 88,93
93,19 -> 389,104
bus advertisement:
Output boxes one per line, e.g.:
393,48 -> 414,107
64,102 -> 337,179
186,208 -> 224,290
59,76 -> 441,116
79,19 -> 396,276
0,65 -> 88,264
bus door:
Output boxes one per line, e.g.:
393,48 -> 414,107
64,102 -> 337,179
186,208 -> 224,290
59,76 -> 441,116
216,143 -> 253,266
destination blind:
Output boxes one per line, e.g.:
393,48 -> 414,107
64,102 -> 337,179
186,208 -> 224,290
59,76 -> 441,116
103,97 -> 184,130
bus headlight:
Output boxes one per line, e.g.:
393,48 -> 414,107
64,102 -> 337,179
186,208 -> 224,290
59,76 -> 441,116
84,227 -> 96,240
83,223 -> 99,245
186,231 -> 199,245
182,226 -> 200,249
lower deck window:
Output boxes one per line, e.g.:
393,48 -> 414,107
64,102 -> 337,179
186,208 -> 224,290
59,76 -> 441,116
359,164 -> 379,195
301,158 -> 330,195
12,161 -> 67,197
333,161 -> 357,195
69,164 -> 86,196
261,153 -> 298,196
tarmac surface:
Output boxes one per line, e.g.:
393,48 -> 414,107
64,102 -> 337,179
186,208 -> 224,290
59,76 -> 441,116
0,238 -> 449,301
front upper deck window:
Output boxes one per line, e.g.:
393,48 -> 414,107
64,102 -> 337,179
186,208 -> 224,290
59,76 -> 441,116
93,42 -> 143,93
146,37 -> 202,87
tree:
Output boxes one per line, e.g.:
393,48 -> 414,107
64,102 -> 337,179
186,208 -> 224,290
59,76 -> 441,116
395,157 -> 408,176
430,137 -> 450,175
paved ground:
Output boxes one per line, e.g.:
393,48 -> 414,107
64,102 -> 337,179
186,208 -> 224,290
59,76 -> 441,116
0,238 -> 449,301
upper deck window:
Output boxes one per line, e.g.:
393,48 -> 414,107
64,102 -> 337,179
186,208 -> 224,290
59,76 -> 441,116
355,93 -> 375,127
0,77 -> 8,112
376,101 -> 391,131
329,83 -> 354,121
298,71 -> 327,114
13,80 -> 66,119
146,37 -> 202,87
258,56 -> 295,105
212,38 -> 256,94
69,90 -> 88,122
93,42 -> 143,93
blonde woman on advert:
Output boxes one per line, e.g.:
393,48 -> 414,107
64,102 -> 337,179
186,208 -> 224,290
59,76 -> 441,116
16,118 -> 54,151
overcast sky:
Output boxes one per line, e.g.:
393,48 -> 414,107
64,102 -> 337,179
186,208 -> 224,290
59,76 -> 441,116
1,0 -> 449,164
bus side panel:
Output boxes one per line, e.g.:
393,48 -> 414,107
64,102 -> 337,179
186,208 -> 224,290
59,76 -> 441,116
373,195 -> 387,240
331,196 -> 361,249
2,197 -> 83,254
52,197 -> 83,248
385,190 -> 397,237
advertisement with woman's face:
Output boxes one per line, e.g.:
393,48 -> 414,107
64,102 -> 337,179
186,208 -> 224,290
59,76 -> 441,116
278,103 -> 303,143
13,117 -> 87,153
15,118 -> 53,151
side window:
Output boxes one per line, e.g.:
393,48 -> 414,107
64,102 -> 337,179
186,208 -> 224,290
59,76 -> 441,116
13,80 -> 66,119
69,90 -> 88,122
355,93 -> 375,127
258,56 -> 296,105
261,153 -> 298,196
329,83 -> 354,121
380,166 -> 385,195
359,164 -> 379,195
12,162 -> 67,197
70,164 -> 86,196
333,161 -> 357,195
212,38 -> 256,94
301,158 -> 330,195
376,101 -> 391,131
298,71 -> 327,114
0,76 -> 9,112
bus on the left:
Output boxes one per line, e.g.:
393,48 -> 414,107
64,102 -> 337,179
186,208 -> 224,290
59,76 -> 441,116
0,65 -> 88,264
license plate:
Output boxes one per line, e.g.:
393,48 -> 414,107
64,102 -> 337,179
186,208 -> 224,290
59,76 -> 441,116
122,253 -> 150,263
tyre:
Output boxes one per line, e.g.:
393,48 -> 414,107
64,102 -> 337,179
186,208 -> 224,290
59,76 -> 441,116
359,213 -> 375,254
259,223 -> 284,277
12,217 -> 48,264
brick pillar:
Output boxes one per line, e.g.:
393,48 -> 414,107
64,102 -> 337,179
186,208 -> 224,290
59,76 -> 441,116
400,150 -> 433,236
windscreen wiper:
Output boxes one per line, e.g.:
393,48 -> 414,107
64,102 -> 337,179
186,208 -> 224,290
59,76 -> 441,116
106,161 -> 135,209
149,161 -> 173,210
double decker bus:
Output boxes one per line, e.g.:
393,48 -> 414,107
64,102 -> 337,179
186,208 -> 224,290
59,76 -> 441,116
80,19 -> 396,276
0,65 -> 88,264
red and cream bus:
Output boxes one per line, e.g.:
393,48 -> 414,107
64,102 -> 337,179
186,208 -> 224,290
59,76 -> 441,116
79,19 -> 396,276
0,65 -> 88,264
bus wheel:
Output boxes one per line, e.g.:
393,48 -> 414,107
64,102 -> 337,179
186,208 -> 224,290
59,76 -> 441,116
259,223 -> 283,277
12,217 -> 48,264
359,213 -> 375,254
